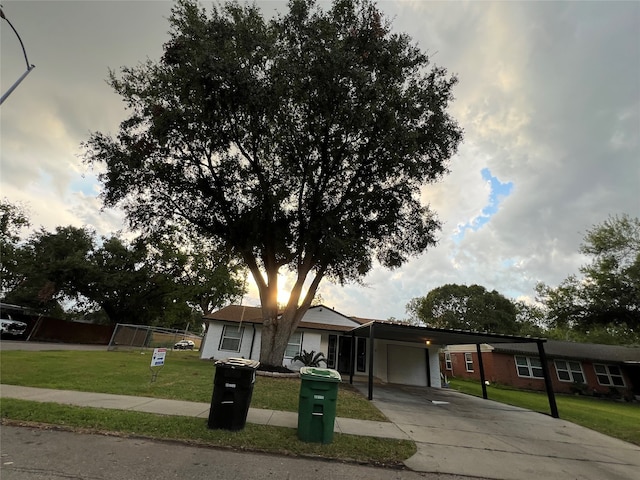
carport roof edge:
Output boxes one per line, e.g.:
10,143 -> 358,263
349,320 -> 546,346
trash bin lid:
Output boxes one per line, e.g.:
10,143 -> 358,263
299,367 -> 341,382
216,357 -> 260,369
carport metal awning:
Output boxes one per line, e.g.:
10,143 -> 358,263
348,321 -> 559,418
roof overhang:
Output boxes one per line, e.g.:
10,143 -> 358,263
349,320 -> 545,346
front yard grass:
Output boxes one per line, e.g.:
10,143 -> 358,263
0,350 -> 385,421
448,377 -> 640,445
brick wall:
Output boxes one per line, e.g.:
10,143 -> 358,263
443,350 -> 635,399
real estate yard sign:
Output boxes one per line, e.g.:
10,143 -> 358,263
150,347 -> 167,382
151,348 -> 167,367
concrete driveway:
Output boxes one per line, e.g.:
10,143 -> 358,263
352,383 -> 640,480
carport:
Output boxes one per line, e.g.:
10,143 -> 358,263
348,321 -> 559,418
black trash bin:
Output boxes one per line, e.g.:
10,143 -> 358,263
208,357 -> 260,431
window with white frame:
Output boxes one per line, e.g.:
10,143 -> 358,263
515,355 -> 544,378
464,352 -> 473,372
594,364 -> 625,387
219,325 -> 244,352
284,331 -> 302,358
445,352 -> 452,370
554,360 -> 585,383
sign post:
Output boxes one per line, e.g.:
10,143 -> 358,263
150,347 -> 167,382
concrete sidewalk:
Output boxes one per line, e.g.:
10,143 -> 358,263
0,384 -> 409,440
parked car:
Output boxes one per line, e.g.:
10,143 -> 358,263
174,339 -> 195,350
0,318 -> 28,337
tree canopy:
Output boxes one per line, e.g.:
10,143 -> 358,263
2,225 -> 95,317
407,284 -> 528,335
536,214 -> 640,343
83,0 -> 462,365
1,200 -> 31,297
0,200 -> 245,328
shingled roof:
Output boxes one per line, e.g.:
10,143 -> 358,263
203,305 -> 265,323
202,304 -> 362,332
492,339 -> 640,363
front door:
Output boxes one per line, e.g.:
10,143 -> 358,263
337,336 -> 353,374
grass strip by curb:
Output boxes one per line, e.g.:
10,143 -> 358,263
0,398 -> 416,467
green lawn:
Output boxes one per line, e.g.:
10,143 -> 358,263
448,378 -> 640,445
0,350 -> 385,421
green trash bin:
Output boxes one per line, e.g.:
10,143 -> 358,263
297,367 -> 341,444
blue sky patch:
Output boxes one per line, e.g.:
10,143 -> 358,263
453,168 -> 513,243
69,174 -> 100,197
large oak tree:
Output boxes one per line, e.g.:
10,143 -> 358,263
84,0 -> 462,365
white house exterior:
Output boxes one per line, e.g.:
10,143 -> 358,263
200,304 -> 443,387
201,304 -> 364,371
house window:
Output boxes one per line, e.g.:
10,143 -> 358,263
219,325 -> 243,352
327,335 -> 337,369
464,353 -> 474,372
594,364 -> 625,387
356,337 -> 367,372
445,352 -> 452,370
284,331 -> 303,358
554,360 -> 585,383
515,356 -> 544,378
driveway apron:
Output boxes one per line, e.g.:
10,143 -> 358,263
351,383 -> 640,480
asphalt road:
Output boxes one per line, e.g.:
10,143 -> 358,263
0,425 -> 473,480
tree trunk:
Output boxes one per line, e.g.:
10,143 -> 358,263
248,252 -> 325,367
259,320 -> 291,366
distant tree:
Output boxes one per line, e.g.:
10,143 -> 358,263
3,226 -> 94,315
407,284 -> 521,334
146,232 -> 247,316
80,235 -> 168,325
513,300 -> 545,337
2,217 -> 245,327
536,214 -> 640,343
0,199 -> 30,296
83,0 -> 462,365
310,292 -> 325,307
82,233 -> 247,328
544,323 -> 640,346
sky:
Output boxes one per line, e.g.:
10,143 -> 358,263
1,0 -> 639,321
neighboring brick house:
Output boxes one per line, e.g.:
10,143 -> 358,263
442,341 -> 640,400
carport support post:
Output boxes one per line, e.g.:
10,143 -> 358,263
476,344 -> 488,399
425,348 -> 431,387
349,330 -> 355,385
368,323 -> 375,400
537,340 -> 559,418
